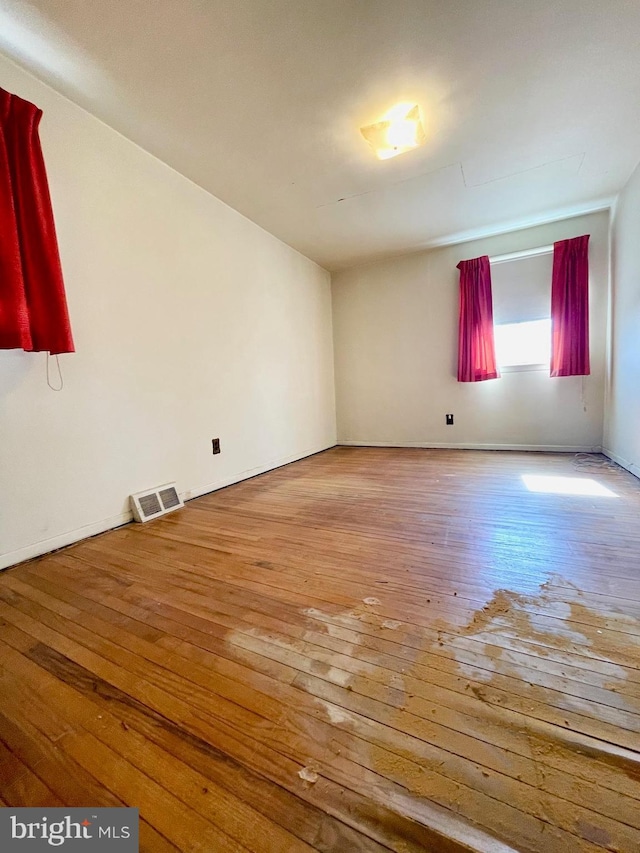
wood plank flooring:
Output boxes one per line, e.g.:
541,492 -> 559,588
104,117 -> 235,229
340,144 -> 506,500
1,447 -> 640,852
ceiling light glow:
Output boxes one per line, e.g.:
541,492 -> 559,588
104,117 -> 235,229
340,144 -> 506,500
360,103 -> 425,160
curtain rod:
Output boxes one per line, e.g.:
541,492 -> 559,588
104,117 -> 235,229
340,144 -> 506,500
489,244 -> 553,265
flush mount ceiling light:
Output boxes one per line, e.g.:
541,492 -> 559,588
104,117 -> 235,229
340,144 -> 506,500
360,103 -> 426,160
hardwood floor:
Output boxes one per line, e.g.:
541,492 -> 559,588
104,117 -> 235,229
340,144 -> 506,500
1,447 -> 640,852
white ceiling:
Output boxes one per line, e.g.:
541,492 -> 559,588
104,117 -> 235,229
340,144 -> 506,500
2,0 -> 640,270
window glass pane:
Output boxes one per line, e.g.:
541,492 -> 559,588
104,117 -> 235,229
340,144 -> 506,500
495,318 -> 551,367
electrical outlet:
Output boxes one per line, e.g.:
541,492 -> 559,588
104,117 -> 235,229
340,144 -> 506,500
212,438 -> 221,454
446,414 -> 454,425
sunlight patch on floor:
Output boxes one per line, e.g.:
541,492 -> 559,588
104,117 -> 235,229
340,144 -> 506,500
522,474 -> 618,497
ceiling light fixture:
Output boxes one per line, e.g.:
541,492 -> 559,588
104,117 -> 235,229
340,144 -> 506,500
360,103 -> 426,160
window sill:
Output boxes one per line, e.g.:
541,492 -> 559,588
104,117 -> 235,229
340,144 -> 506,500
499,363 -> 548,374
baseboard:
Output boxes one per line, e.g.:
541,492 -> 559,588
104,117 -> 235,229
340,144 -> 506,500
182,442 -> 336,501
0,511 -> 132,572
338,440 -> 603,452
0,440 -> 337,572
602,447 -> 640,480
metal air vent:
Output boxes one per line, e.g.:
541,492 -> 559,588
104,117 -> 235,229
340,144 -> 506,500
130,482 -> 184,523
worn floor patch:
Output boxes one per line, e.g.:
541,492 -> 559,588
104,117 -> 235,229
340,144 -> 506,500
224,578 -> 640,852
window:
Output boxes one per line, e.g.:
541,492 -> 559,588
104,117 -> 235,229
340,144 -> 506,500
494,318 -> 551,369
490,250 -> 553,370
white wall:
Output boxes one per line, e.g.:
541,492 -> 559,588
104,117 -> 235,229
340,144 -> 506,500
0,54 -> 336,569
332,211 -> 609,451
605,162 -> 640,477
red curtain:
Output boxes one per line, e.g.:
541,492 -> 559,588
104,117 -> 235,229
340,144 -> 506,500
0,88 -> 74,354
457,255 -> 499,382
550,235 -> 590,377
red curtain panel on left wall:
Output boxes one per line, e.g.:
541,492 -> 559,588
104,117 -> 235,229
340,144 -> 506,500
0,87 -> 74,354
